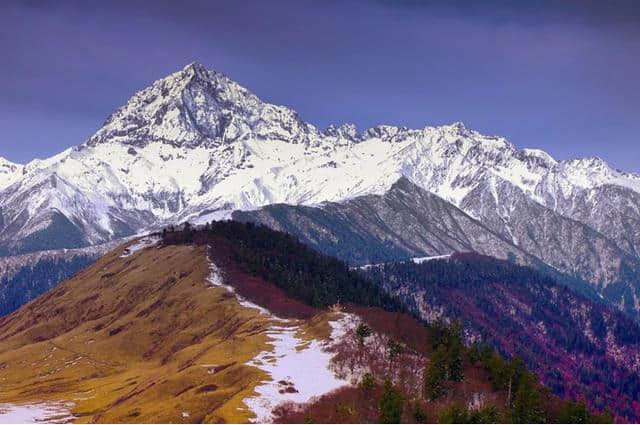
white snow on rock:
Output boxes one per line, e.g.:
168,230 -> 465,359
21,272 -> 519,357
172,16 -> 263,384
0,156 -> 24,191
356,264 -> 375,271
243,315 -> 353,423
0,402 -> 75,424
120,235 -> 161,258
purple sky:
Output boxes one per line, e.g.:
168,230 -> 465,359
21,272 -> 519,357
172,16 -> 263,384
1,0 -> 639,171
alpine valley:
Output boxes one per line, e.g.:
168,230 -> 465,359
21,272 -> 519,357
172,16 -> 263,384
1,63 -> 640,422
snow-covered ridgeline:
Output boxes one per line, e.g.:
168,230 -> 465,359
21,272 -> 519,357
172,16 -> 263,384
0,157 -> 24,191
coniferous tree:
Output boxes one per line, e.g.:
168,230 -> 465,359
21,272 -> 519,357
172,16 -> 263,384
379,379 -> 404,424
448,321 -> 464,382
593,408 -> 614,424
360,372 -> 375,393
430,318 -> 448,349
507,355 -> 527,405
413,404 -> 428,423
558,400 -> 590,424
438,404 -> 469,423
356,323 -> 372,347
387,339 -> 403,373
469,405 -> 500,423
511,372 -> 545,424
425,345 -> 448,400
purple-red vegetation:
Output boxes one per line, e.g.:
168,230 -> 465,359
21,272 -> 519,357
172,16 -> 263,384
363,252 -> 640,421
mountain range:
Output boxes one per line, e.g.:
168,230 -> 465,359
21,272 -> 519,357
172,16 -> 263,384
1,62 -> 640,318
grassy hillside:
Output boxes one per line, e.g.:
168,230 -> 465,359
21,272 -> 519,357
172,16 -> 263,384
0,242 -> 319,423
0,223 -> 615,423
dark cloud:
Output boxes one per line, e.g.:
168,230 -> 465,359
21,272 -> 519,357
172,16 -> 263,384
0,0 -> 638,171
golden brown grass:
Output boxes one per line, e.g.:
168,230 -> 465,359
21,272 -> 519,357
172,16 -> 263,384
0,242 -> 301,423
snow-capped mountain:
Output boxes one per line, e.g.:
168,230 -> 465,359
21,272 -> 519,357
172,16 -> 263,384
0,157 -> 23,191
1,62 -> 640,313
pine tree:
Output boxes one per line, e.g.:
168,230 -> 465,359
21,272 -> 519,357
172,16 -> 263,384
360,372 -> 375,393
379,379 -> 404,423
593,408 -> 614,424
356,322 -> 372,347
448,321 -> 464,382
425,345 -> 448,400
558,400 -> 590,424
438,404 -> 469,423
469,405 -> 500,423
430,318 -> 448,349
413,403 -> 428,423
511,372 -> 545,424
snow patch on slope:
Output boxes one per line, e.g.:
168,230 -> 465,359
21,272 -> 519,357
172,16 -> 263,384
0,402 -> 75,424
412,254 -> 453,264
357,254 -> 453,270
120,236 -> 160,258
203,255 -> 353,422
243,315 -> 353,423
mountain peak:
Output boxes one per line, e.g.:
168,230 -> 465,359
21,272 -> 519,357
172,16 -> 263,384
84,63 -> 318,149
322,123 -> 361,142
183,61 -> 207,73
85,63 -> 259,148
0,156 -> 20,167
438,121 -> 470,137
0,156 -> 24,191
179,62 -> 224,85
449,121 -> 467,131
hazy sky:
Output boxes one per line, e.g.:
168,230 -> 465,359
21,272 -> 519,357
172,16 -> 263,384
1,0 -> 639,171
